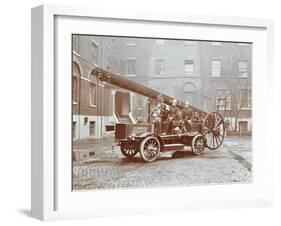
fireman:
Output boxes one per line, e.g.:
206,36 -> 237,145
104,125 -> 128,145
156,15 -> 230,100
160,104 -> 172,135
182,101 -> 194,133
170,99 -> 182,133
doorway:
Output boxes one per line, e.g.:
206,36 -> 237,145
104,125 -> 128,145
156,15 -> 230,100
115,91 -> 131,117
239,121 -> 248,135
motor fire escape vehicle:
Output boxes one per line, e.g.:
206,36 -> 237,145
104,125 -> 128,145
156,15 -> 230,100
92,68 -> 229,163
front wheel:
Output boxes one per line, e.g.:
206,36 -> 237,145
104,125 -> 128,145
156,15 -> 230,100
191,134 -> 205,155
139,136 -> 160,162
120,142 -> 138,158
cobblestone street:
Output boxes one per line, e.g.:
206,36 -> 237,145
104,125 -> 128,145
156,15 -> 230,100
72,136 -> 252,190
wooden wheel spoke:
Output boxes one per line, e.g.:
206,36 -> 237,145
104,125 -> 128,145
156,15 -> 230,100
215,118 -> 223,128
214,135 -> 219,147
209,135 -> 213,148
121,144 -> 137,158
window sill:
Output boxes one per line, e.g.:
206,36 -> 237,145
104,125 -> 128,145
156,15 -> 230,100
89,105 -> 97,108
73,102 -> 78,105
239,107 -> 252,110
217,108 -> 232,111
184,73 -> 196,76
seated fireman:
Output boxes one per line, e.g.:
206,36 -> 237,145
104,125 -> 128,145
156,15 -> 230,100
160,104 -> 172,135
182,101 -> 194,133
170,99 -> 182,133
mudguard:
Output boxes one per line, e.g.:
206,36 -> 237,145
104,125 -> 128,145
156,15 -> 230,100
137,132 -> 165,152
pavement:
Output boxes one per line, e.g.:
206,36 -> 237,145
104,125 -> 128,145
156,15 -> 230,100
72,135 -> 252,190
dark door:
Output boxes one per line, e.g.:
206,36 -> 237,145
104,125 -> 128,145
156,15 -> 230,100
239,121 -> 248,135
89,121 -> 95,136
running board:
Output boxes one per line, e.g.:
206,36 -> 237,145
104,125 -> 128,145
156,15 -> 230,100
163,143 -> 185,152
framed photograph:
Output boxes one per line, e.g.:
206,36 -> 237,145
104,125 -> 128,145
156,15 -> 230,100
31,4 -> 274,221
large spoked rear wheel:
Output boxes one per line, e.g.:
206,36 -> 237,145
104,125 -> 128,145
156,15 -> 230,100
191,134 -> 205,155
139,136 -> 160,162
120,142 -> 138,158
203,112 -> 226,150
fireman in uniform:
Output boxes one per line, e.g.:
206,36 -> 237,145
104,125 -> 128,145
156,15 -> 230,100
182,101 -> 194,133
170,99 -> 182,133
160,104 -> 172,134
153,94 -> 172,135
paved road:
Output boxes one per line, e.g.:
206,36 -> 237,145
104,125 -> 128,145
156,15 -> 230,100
72,136 -> 252,190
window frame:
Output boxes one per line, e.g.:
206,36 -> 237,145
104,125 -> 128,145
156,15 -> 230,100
239,89 -> 252,109
211,59 -> 222,77
91,39 -> 99,66
216,89 -> 232,110
126,58 -> 137,76
238,60 -> 249,77
72,76 -> 78,104
89,82 -> 97,107
154,59 -> 165,75
184,59 -> 195,76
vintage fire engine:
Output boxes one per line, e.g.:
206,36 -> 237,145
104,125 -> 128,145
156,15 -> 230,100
92,68 -> 229,163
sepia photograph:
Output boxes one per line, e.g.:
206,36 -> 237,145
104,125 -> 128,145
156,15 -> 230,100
72,35 -> 252,191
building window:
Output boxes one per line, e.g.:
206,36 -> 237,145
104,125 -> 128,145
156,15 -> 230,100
239,121 -> 248,135
73,77 -> 78,103
155,39 -> 165,45
126,38 -> 136,46
89,83 -> 96,106
155,59 -> 165,74
72,35 -> 79,53
216,90 -> 231,110
72,122 -> 76,139
211,42 -> 222,46
211,60 -> 222,77
239,90 -> 251,109
91,41 -> 99,65
120,61 -> 126,75
89,121 -> 95,136
238,61 -> 248,77
126,59 -> 136,75
184,60 -> 195,75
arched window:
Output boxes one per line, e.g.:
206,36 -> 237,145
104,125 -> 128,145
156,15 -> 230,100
72,62 -> 81,103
